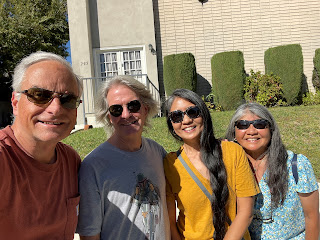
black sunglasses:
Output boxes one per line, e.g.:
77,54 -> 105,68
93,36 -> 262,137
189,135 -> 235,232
235,119 -> 269,130
19,87 -> 82,109
108,100 -> 141,117
169,106 -> 201,123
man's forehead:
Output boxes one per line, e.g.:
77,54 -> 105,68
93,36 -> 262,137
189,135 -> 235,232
22,60 -> 78,94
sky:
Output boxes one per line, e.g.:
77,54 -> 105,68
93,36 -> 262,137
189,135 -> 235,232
66,41 -> 72,64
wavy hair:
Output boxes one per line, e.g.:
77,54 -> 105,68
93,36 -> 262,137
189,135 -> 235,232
165,89 -> 229,240
12,51 -> 83,96
95,75 -> 158,133
225,102 -> 288,207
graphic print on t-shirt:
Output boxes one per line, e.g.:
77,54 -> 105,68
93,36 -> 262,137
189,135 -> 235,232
131,173 -> 160,240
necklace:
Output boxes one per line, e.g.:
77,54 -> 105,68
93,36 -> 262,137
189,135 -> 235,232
253,157 -> 266,172
251,151 -> 268,172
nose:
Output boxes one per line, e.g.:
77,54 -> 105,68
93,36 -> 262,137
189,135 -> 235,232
181,113 -> 192,124
246,123 -> 258,134
45,96 -> 63,113
121,105 -> 131,118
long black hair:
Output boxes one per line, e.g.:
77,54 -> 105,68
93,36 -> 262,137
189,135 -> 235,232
165,89 -> 229,240
226,102 -> 288,207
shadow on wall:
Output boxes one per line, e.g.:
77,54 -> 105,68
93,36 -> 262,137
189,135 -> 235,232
196,73 -> 212,97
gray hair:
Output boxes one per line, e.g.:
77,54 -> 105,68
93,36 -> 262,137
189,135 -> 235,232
12,51 -> 83,96
225,102 -> 288,207
95,75 -> 158,133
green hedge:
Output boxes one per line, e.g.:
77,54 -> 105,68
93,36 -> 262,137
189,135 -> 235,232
312,48 -> 320,90
265,44 -> 303,105
211,51 -> 245,110
163,53 -> 197,96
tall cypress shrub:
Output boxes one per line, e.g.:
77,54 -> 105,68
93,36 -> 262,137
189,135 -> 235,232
163,53 -> 197,96
312,48 -> 320,90
265,44 -> 303,105
211,51 -> 245,110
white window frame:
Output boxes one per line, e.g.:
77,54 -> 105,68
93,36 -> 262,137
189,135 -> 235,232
93,45 -> 147,79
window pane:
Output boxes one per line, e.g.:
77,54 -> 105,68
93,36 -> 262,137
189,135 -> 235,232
111,53 -> 116,61
112,63 -> 117,71
100,64 -> 105,72
123,52 -> 128,61
106,53 -> 111,62
136,60 -> 141,69
135,51 -> 140,59
129,51 -> 134,60
100,54 -> 105,63
106,63 -> 111,71
130,61 -> 135,69
124,62 -> 129,70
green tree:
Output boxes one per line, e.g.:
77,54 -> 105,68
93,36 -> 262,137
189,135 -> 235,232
0,0 -> 69,84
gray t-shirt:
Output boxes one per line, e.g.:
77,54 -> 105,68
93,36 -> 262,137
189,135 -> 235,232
77,137 -> 170,240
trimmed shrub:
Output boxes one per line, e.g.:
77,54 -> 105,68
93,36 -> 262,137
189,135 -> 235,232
163,53 -> 197,96
264,44 -> 303,105
244,70 -> 284,107
211,51 -> 245,110
312,48 -> 320,90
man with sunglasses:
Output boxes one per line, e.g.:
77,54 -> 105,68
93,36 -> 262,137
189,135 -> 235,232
0,51 -> 83,239
76,75 -> 170,240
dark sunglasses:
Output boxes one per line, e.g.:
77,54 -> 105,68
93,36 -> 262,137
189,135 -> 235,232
235,119 -> 269,130
169,106 -> 201,123
19,87 -> 82,109
108,100 -> 141,117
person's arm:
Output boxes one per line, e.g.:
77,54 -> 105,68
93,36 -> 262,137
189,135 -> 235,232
80,234 -> 100,240
223,196 -> 254,240
298,190 -> 319,240
167,197 -> 182,240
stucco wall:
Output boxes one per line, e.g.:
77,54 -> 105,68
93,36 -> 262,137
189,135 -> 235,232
154,0 -> 320,96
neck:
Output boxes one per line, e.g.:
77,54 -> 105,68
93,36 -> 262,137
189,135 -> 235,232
11,125 -> 57,164
183,141 -> 201,155
108,134 -> 142,152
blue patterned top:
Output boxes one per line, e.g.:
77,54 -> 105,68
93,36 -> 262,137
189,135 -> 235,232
249,151 -> 319,240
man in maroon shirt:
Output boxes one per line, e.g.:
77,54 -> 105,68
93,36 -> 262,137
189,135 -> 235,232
0,51 -> 83,240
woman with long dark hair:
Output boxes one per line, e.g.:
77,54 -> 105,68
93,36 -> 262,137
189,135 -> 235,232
226,102 -> 319,239
164,89 -> 259,240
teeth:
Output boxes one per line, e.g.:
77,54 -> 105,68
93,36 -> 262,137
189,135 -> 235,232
41,121 -> 61,125
184,126 -> 195,131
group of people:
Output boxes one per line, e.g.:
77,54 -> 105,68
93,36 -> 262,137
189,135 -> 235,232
0,51 -> 318,240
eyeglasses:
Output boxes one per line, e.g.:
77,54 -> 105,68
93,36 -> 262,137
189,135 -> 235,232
18,87 -> 82,109
108,100 -> 141,117
169,106 -> 201,123
235,119 -> 269,130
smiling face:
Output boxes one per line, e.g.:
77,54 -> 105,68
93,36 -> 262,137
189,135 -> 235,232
235,112 -> 271,160
169,97 -> 203,146
11,60 -> 79,147
106,84 -> 148,140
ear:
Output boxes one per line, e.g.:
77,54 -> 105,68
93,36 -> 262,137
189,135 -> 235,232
143,104 -> 149,117
107,113 -> 113,124
11,92 -> 19,117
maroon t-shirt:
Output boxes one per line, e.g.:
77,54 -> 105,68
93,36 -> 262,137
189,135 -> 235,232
0,126 -> 81,240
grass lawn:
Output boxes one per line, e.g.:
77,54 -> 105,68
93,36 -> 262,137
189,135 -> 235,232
63,104 -> 320,179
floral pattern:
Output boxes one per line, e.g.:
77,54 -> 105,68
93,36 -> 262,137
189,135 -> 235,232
249,151 -> 318,240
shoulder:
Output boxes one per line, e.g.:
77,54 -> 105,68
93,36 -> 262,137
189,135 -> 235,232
56,142 -> 81,164
221,140 -> 243,151
142,137 -> 167,156
221,141 -> 246,163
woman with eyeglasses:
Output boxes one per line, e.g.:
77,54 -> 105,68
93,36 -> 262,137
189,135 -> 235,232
226,102 -> 319,240
164,89 -> 259,240
77,75 -> 170,240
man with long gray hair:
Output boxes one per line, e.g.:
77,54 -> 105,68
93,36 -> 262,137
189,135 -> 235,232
0,51 -> 83,239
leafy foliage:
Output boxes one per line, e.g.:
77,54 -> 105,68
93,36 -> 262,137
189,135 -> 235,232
163,53 -> 197,96
0,0 -> 69,82
211,51 -> 246,110
244,70 -> 285,107
302,91 -> 320,106
312,48 -> 320,90
264,44 -> 304,105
